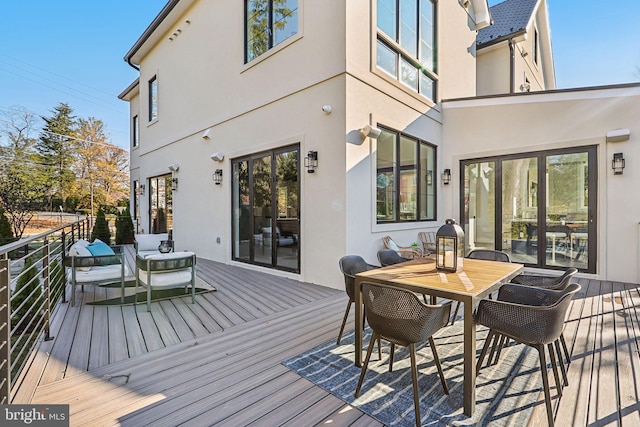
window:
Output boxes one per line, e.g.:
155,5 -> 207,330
376,0 -> 436,100
148,76 -> 158,122
245,0 -> 299,62
132,115 -> 139,147
133,180 -> 140,232
533,27 -> 539,65
376,127 -> 436,223
149,175 -> 173,234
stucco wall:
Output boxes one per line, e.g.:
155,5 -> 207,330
443,85 -> 640,283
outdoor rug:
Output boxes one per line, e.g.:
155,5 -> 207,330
283,324 -> 547,426
88,277 -> 216,306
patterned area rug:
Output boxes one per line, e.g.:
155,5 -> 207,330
283,324 -> 546,426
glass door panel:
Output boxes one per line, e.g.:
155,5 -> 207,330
231,145 -> 301,273
252,155 -> 272,266
274,150 -> 299,270
232,161 -> 250,261
544,152 -> 589,270
501,158 -> 538,264
462,161 -> 496,253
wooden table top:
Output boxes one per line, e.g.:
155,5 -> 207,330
356,256 -> 523,298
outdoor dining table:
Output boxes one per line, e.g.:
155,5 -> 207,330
354,256 -> 523,417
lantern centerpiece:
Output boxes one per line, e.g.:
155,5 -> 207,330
436,218 -> 465,272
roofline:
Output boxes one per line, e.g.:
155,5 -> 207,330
442,82 -> 640,103
123,0 -> 181,68
118,79 -> 140,101
476,29 -> 526,50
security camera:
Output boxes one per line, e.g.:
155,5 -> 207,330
210,152 -> 225,162
168,163 -> 180,172
361,125 -> 382,139
321,105 -> 333,114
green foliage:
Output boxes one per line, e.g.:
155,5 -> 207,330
49,258 -> 65,303
91,208 -> 111,244
11,257 -> 43,329
0,207 -> 14,245
115,208 -> 135,245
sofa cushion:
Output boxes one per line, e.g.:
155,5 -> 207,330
69,264 -> 131,283
135,233 -> 169,251
146,251 -> 195,261
75,239 -> 91,248
138,269 -> 193,288
87,241 -> 116,256
69,243 -> 93,271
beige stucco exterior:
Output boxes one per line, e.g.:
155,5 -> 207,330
443,84 -> 640,283
476,0 -> 555,95
121,0 -> 640,288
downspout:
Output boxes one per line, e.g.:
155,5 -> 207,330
127,57 -> 140,72
509,38 -> 515,93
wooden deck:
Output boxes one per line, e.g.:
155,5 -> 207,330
12,247 -> 640,426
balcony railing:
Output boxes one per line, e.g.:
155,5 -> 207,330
0,217 -> 91,403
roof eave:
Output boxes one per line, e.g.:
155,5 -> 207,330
477,29 -> 527,50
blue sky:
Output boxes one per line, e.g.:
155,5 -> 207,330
1,1 -> 638,150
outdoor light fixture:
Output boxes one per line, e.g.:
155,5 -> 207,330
202,128 -> 212,140
441,169 -> 452,185
137,184 -> 145,196
168,163 -> 180,172
612,153 -> 625,175
171,178 -> 178,191
360,125 -> 382,140
435,219 -> 465,273
210,152 -> 224,162
213,169 -> 223,185
305,150 -> 318,173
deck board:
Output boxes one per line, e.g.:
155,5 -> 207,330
13,247 -> 640,426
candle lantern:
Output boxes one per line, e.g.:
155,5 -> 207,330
436,218 -> 465,272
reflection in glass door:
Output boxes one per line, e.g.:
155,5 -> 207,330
501,157 -> 538,265
463,162 -> 496,251
461,147 -> 596,273
232,145 -> 300,273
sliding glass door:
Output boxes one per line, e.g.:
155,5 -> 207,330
232,145 -> 300,273
461,146 -> 596,273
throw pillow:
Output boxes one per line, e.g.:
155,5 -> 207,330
69,243 -> 92,271
87,241 -> 116,256
386,239 -> 399,251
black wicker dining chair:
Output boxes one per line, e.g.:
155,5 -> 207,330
377,248 -> 410,266
355,282 -> 452,427
475,283 -> 581,427
511,267 -> 577,289
337,255 -> 378,345
450,249 -> 511,325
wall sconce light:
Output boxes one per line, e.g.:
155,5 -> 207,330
137,184 -> 145,196
360,125 -> 382,140
305,150 -> 318,173
441,169 -> 452,185
213,169 -> 223,185
426,170 -> 433,186
612,153 -> 625,175
210,152 -> 224,162
171,178 -> 178,191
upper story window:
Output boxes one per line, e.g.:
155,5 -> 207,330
148,76 -> 158,122
533,27 -> 539,65
376,127 -> 436,223
376,0 -> 437,100
132,115 -> 139,147
245,0 -> 299,63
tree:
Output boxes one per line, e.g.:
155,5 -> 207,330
0,107 -> 48,238
36,103 -> 77,210
73,117 -> 129,215
91,208 -> 111,244
11,257 -> 42,330
0,207 -> 14,245
115,207 -> 135,245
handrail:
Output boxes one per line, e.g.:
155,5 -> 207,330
0,217 -> 88,254
0,216 -> 92,403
